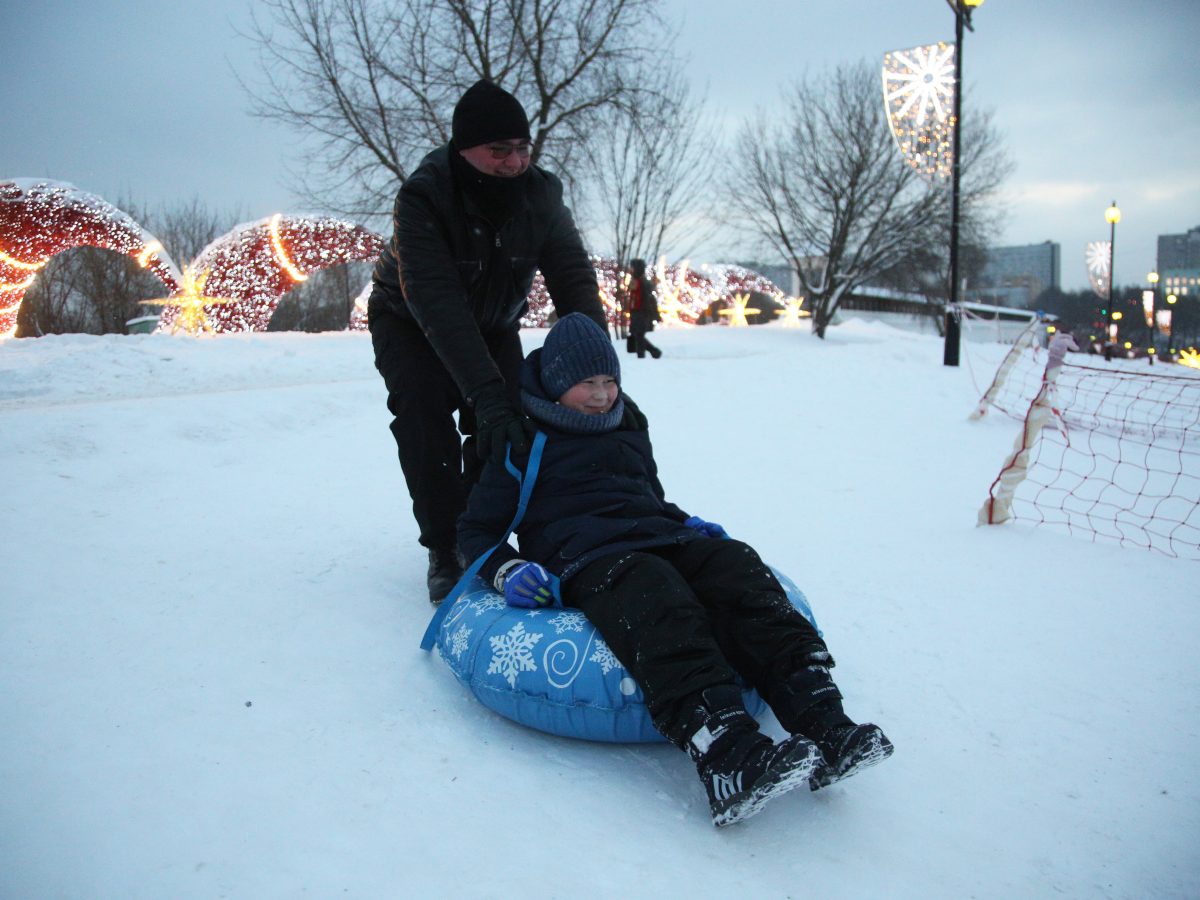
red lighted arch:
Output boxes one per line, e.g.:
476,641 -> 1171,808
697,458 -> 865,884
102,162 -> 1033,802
0,179 -> 181,338
159,215 -> 384,333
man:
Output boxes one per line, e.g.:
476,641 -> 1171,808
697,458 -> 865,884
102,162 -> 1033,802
367,79 -> 608,604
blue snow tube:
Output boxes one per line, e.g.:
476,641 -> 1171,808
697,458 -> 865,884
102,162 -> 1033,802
430,568 -> 820,743
419,432 -> 821,742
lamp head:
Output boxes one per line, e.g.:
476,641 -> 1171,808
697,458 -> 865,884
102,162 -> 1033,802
1105,201 -> 1121,225
1148,271 -> 1159,284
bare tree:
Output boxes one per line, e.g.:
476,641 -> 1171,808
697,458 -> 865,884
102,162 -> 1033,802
149,197 -> 244,267
268,260 -> 373,331
15,250 -> 93,337
240,0 -> 673,222
726,61 -> 1011,338
579,75 -> 717,265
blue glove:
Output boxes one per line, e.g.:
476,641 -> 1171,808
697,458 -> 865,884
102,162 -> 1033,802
498,561 -> 556,608
684,516 -> 728,539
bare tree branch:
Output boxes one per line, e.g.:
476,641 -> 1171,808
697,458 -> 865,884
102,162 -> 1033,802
237,0 -> 671,224
578,73 -> 717,265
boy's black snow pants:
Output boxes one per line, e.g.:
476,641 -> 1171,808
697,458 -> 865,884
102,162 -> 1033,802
561,538 -> 829,746
369,311 -> 524,551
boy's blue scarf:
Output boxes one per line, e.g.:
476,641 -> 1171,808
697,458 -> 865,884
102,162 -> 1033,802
520,346 -> 624,434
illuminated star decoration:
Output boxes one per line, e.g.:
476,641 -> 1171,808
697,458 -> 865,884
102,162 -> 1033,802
653,258 -> 705,326
1085,241 -> 1112,300
143,265 -> 237,335
0,179 -> 180,339
1178,348 -> 1200,370
718,293 -> 761,327
774,296 -> 808,327
882,42 -> 956,181
159,213 -> 385,333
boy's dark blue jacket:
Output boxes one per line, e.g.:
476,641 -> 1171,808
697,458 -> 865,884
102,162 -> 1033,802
456,348 -> 700,585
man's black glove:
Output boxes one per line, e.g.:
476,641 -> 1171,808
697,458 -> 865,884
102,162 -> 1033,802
619,392 -> 649,431
471,383 -> 534,465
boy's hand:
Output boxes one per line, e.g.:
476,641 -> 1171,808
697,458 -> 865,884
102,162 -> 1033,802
684,516 -> 728,539
497,560 -> 556,608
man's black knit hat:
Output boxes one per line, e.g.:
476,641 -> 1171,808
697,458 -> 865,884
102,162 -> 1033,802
452,80 -> 531,149
539,314 -> 619,400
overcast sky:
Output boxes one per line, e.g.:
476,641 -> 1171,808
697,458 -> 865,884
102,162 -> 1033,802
3,0 -> 1198,291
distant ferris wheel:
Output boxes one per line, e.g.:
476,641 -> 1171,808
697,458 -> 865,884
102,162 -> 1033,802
882,42 -> 957,180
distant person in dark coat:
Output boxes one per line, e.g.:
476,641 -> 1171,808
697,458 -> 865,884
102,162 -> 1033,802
458,313 -> 892,827
626,258 -> 662,359
366,79 -> 608,604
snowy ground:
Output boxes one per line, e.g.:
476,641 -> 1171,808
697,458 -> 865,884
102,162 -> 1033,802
2,321 -> 1197,899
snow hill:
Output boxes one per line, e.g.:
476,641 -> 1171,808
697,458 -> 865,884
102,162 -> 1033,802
1,322 -> 1196,898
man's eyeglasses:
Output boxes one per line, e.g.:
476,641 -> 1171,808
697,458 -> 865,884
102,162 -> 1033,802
487,142 -> 533,160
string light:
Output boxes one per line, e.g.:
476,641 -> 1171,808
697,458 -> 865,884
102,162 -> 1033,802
882,42 -> 956,181
136,240 -> 164,268
269,214 -> 308,282
0,273 -> 38,292
0,247 -> 46,271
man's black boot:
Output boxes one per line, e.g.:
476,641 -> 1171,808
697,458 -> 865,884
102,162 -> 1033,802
678,685 -> 822,827
427,546 -> 464,605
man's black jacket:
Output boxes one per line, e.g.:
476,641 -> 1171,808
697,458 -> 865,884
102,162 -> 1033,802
368,144 -> 605,400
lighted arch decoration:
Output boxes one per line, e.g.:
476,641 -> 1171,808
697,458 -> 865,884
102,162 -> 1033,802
158,214 -> 384,333
0,179 -> 181,339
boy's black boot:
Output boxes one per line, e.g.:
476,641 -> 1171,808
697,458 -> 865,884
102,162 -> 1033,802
426,546 -> 464,605
765,652 -> 894,790
678,685 -> 822,827
807,721 -> 894,790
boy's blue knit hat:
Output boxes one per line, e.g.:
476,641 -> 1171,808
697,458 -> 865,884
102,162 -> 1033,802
539,313 -> 619,399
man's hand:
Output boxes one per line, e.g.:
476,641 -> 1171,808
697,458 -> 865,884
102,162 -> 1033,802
471,384 -> 534,465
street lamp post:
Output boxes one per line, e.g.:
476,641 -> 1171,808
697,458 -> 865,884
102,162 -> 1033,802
1147,270 -> 1159,362
1105,200 -> 1121,359
943,0 -> 985,368
1166,292 -> 1178,354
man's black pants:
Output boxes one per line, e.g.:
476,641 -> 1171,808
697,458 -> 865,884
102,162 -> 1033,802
562,538 -> 828,745
369,310 -> 523,550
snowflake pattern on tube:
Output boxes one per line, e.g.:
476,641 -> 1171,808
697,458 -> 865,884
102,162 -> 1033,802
487,622 -> 543,688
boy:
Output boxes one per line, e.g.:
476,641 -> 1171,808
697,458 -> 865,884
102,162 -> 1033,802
458,314 -> 892,826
